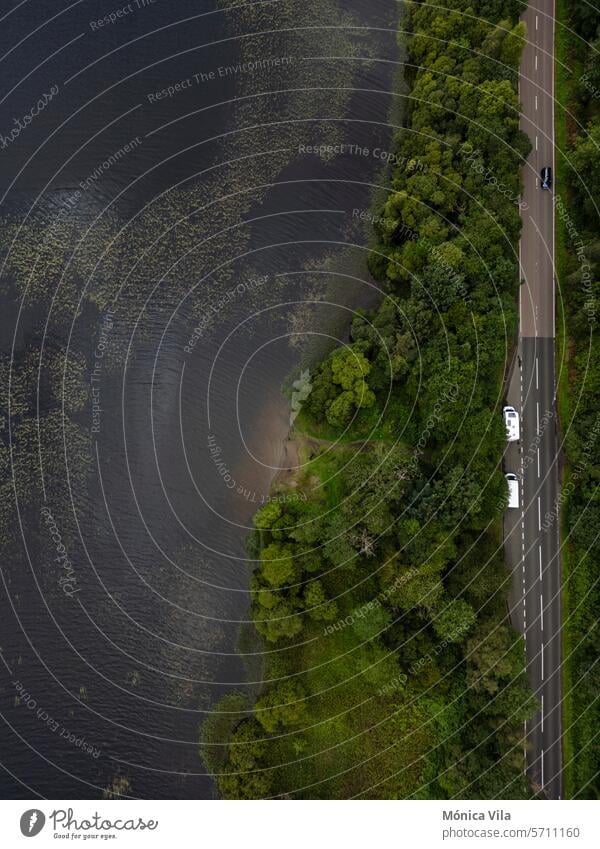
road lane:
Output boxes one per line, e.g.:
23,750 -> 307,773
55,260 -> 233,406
519,1 -> 555,339
520,338 -> 562,799
505,0 -> 562,799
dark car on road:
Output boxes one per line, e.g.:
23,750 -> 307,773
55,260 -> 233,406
541,166 -> 552,190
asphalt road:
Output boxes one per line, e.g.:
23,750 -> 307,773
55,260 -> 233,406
505,0 -> 562,799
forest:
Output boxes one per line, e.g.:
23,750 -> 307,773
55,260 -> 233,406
201,0 -> 539,799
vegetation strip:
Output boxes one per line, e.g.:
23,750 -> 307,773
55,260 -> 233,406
554,0 -> 600,801
202,0 -> 539,799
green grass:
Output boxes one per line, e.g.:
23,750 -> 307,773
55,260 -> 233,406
301,444 -> 354,508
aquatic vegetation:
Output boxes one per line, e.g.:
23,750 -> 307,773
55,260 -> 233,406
103,775 -> 131,799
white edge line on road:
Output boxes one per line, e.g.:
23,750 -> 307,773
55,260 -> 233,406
542,750 -> 545,788
553,252 -> 556,334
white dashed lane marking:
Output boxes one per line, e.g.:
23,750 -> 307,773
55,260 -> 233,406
541,642 -> 544,681
542,694 -> 545,731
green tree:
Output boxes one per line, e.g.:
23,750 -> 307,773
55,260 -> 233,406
227,718 -> 266,772
260,542 -> 296,587
218,719 -> 272,799
303,580 -> 338,621
350,602 -> 391,641
326,390 -> 356,428
432,598 -> 476,643
330,346 -> 371,390
253,501 -> 282,530
255,680 -> 308,732
467,620 -> 525,694
254,599 -> 303,643
570,121 -> 600,218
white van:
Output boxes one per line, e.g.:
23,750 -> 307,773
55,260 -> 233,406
503,405 -> 520,442
505,473 -> 519,509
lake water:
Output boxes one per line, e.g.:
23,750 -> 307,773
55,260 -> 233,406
0,0 -> 399,798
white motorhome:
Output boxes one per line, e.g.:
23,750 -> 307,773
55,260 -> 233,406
503,405 -> 520,442
505,473 -> 519,509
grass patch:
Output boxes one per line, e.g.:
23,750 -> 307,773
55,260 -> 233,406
294,403 -> 396,443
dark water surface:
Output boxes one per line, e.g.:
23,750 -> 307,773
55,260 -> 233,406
0,0 -> 398,798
